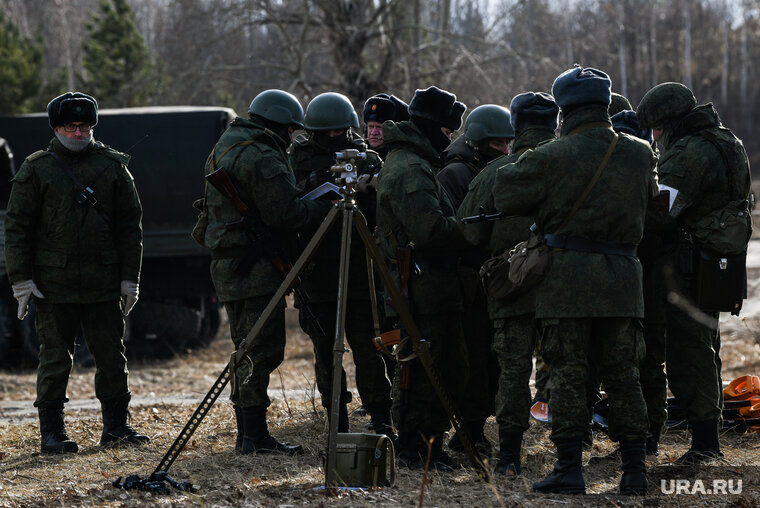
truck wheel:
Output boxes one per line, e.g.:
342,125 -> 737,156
190,297 -> 221,348
127,301 -> 201,359
0,296 -> 16,368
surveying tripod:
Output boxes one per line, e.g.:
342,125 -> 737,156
151,149 -> 488,486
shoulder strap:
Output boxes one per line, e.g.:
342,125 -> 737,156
694,129 -> 751,200
555,132 -> 619,233
48,151 -> 112,226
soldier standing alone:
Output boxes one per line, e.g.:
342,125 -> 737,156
5,92 -> 149,453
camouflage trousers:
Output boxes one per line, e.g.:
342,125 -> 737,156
639,322 -> 668,434
664,306 -> 723,424
492,314 -> 538,433
225,295 -> 286,409
540,317 -> 647,443
393,312 -> 467,434
299,300 -> 391,412
534,345 -> 549,401
34,300 -> 129,406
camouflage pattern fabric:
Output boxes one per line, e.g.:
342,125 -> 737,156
376,120 -> 467,315
493,105 -> 656,444
225,296 -> 286,408
541,317 -> 647,442
298,300 -> 391,411
376,119 -> 467,435
493,107 -> 658,318
492,315 -> 539,432
204,117 -> 329,303
648,104 -> 749,425
34,300 -> 128,406
5,137 -> 142,301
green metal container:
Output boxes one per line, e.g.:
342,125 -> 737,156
330,433 -> 395,487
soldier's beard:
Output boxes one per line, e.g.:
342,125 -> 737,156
56,132 -> 92,152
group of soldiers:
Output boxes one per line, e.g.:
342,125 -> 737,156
202,65 -> 751,496
7,63 -> 750,497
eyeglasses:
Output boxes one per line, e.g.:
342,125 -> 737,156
63,123 -> 92,133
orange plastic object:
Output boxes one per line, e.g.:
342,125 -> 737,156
724,375 -> 760,401
530,399 -> 551,422
739,400 -> 760,419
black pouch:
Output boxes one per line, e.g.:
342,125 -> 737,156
695,247 -> 746,315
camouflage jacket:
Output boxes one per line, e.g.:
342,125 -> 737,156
659,104 -> 751,231
4,137 -> 142,303
458,126 -> 557,318
494,106 -> 658,318
438,135 -> 489,210
289,131 -> 381,302
204,117 -> 329,302
376,120 -> 467,314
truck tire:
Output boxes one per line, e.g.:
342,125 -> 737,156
127,301 -> 201,359
190,297 -> 221,348
0,296 -> 16,368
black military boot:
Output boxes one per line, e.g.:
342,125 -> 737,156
100,394 -> 150,446
494,430 -> 522,477
532,440 -> 586,495
396,430 -> 424,469
240,406 -> 303,455
234,405 -> 244,452
428,432 -> 454,472
675,419 -> 723,465
38,401 -> 78,454
448,419 -> 495,456
368,404 -> 397,445
646,428 -> 660,456
619,441 -> 648,495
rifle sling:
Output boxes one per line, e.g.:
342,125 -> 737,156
49,151 -> 112,226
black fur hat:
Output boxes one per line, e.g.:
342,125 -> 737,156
509,92 -> 559,133
47,92 -> 98,129
363,93 -> 410,124
408,86 -> 466,130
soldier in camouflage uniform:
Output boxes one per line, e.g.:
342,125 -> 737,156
203,89 -> 329,455
290,92 -> 394,438
376,86 -> 467,470
494,67 -> 657,495
637,83 -> 752,464
5,92 -> 148,454
438,104 -> 514,456
459,92 -> 559,476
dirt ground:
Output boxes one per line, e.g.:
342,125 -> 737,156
2,257 -> 760,506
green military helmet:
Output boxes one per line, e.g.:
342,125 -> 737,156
637,82 -> 696,128
464,104 -> 515,142
303,92 -> 360,131
609,92 -> 633,117
248,89 -> 305,127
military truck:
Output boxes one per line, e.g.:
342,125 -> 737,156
0,106 -> 235,367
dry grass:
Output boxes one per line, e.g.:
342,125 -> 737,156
1,296 -> 760,506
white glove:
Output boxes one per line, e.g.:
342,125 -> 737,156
356,173 -> 378,193
121,280 -> 139,316
12,280 -> 44,320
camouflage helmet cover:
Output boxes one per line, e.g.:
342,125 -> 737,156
464,104 -> 515,142
636,82 -> 697,128
303,92 -> 360,131
248,89 -> 304,127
